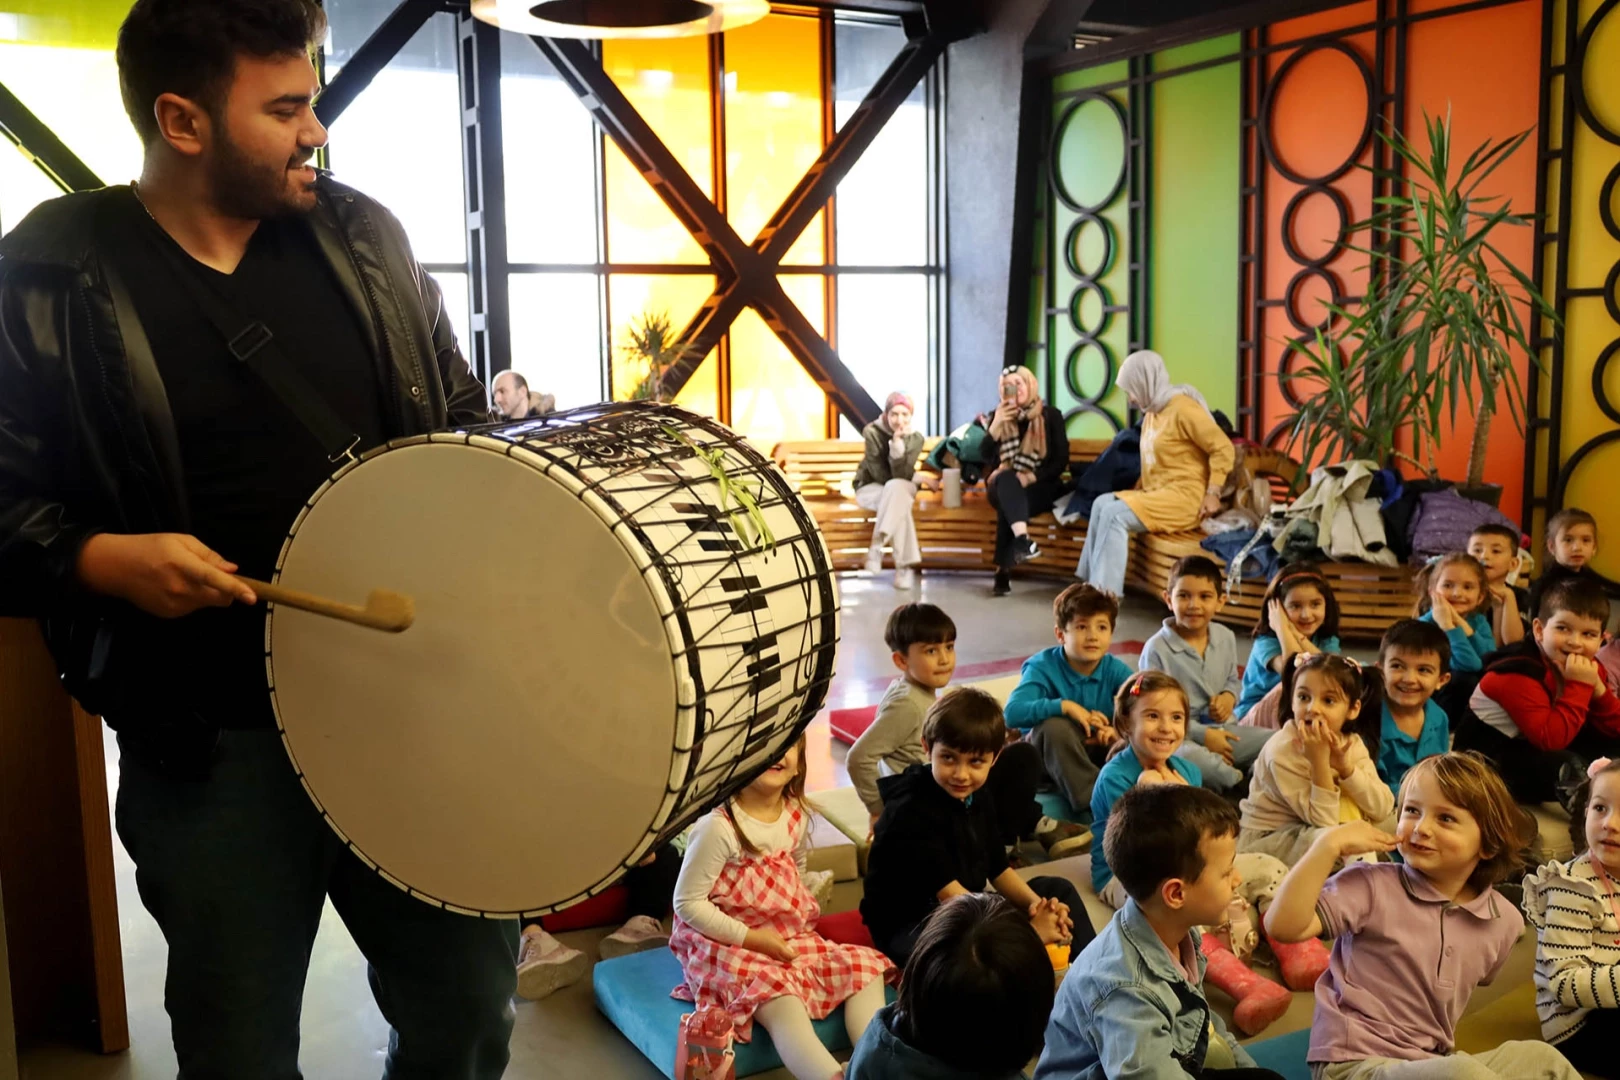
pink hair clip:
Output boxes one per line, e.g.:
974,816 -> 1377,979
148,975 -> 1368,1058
1589,757 -> 1613,780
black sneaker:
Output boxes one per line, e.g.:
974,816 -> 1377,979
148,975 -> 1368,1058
992,570 -> 1012,597
1556,755 -> 1587,816
1012,535 -> 1040,565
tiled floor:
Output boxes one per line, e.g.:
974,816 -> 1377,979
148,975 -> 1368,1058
19,571 -> 1421,1080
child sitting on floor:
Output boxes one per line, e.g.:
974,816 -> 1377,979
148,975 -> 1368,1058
1138,554 -> 1276,792
1459,578 -> 1620,810
1467,523 -> 1526,646
862,687 -> 1090,966
847,603 -> 1086,857
1267,752 -> 1580,1080
1530,508 -> 1599,621
1005,583 -> 1133,815
1238,653 -> 1394,865
1414,552 -> 1497,676
1236,565 -> 1343,728
671,734 -> 895,1080
1089,671 -> 1203,908
1524,756 -> 1620,1077
1036,785 -> 1286,1080
1375,619 -> 1453,799
846,893 -> 1054,1080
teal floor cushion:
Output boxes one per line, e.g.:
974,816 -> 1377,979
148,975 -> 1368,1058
593,947 -> 895,1078
1245,1027 -> 1312,1080
1037,790 -> 1090,824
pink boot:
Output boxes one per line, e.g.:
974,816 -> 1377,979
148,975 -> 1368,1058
1266,931 -> 1331,992
1199,937 -> 1291,1036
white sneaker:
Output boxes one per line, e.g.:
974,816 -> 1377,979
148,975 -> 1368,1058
599,914 -> 670,960
864,543 -> 885,574
894,567 -> 917,590
515,925 -> 589,1001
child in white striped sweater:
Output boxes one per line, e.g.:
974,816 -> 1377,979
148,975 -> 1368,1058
1523,756 -> 1620,1075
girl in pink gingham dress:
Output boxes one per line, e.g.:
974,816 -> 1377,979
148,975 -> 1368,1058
670,734 -> 895,1080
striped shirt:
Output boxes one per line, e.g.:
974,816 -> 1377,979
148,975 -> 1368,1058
1523,853 -> 1620,1045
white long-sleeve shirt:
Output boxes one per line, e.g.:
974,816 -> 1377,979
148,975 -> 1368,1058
672,802 -> 810,945
1524,853 -> 1620,1045
1238,721 -> 1393,834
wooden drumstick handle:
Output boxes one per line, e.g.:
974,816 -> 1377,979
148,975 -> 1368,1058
236,576 -> 415,633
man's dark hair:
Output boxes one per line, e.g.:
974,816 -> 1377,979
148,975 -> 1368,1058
117,0 -> 327,145
885,603 -> 957,654
921,687 -> 1005,757
1054,582 -> 1118,630
1167,555 -> 1224,594
893,894 -> 1054,1073
1104,785 -> 1238,904
1539,577 -> 1611,625
1468,523 -> 1519,549
1379,618 -> 1453,675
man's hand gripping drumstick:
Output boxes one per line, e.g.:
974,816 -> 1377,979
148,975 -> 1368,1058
76,533 -> 413,632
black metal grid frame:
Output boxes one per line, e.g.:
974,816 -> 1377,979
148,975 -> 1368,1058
1536,0 -> 1620,550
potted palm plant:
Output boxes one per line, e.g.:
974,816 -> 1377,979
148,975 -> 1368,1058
1282,111 -> 1556,506
621,310 -> 698,403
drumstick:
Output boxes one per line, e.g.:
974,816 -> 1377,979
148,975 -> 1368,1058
235,576 -> 415,633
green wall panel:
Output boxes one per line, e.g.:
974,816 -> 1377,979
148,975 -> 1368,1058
1149,34 -> 1241,419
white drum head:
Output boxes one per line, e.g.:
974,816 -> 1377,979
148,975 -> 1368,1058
268,442 -> 676,915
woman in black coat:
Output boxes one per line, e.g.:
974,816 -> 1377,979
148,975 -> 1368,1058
985,365 -> 1069,596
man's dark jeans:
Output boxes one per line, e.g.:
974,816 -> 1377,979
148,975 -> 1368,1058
115,729 -> 519,1079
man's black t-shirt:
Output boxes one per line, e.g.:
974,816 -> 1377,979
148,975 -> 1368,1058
101,189 -> 389,727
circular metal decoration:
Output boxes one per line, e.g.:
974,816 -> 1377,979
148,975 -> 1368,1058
1277,333 -> 1345,409
1601,160 -> 1620,242
1065,213 -> 1116,280
1069,279 -> 1114,338
1260,41 -> 1377,187
1285,266 -> 1342,334
1065,340 -> 1115,404
1064,402 -> 1123,435
1572,0 -> 1620,146
1050,92 -> 1130,213
1592,339 -> 1620,426
1281,184 -> 1352,268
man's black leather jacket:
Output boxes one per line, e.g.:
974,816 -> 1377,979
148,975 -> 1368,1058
0,175 -> 487,722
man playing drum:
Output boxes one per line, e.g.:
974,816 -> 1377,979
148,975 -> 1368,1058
0,1 -> 516,1076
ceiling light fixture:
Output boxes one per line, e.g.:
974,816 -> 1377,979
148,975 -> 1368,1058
470,0 -> 769,39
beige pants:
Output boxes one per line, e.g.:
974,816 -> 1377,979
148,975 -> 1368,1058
1312,1041 -> 1581,1079
856,479 -> 921,569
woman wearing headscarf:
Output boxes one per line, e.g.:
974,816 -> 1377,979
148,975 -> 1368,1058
986,366 -> 1069,596
854,391 -> 938,590
1074,349 -> 1235,596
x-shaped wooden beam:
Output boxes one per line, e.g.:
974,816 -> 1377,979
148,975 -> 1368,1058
533,13 -> 969,427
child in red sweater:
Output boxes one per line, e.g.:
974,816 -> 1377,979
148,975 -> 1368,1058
1458,578 -> 1620,811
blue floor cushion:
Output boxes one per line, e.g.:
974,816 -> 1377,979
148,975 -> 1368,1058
1245,1027 -> 1311,1080
1037,790 -> 1090,824
593,947 -> 895,1078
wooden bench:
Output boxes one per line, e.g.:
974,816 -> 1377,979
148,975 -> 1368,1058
773,440 -> 1416,639
772,438 -> 1112,580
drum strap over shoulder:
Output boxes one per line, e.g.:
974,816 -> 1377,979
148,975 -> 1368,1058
146,237 -> 362,464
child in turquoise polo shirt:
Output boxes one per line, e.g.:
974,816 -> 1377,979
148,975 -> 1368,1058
1376,619 -> 1453,798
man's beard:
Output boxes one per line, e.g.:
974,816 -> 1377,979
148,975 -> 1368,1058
207,123 -> 315,220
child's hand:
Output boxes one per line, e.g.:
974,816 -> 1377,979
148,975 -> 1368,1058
1328,732 -> 1355,778
867,810 -> 880,844
1565,654 -> 1602,689
1030,901 -> 1068,945
1489,581 -> 1512,605
1296,717 -> 1334,774
1325,819 -> 1399,859
1060,700 -> 1096,736
1429,592 -> 1458,631
1204,727 -> 1236,765
1136,763 -> 1187,787
1087,711 -> 1116,743
1030,896 -> 1075,941
743,928 -> 799,964
1267,600 -> 1289,639
1208,692 -> 1236,723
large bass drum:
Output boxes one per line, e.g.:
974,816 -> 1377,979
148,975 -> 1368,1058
265,402 -> 839,916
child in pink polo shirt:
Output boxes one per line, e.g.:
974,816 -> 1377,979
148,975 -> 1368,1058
1265,752 -> 1580,1079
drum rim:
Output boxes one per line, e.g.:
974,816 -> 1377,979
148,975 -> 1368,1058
265,402 -> 841,916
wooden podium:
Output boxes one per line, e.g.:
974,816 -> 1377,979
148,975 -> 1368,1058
0,618 -> 128,1057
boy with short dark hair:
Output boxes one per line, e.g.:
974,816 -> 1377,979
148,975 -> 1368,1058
848,603 -> 1087,857
861,687 -> 1095,965
1138,555 -> 1275,791
1036,785 -> 1282,1080
1528,509 -> 1598,622
1467,523 -> 1526,645
1005,584 -> 1132,812
1376,619 -> 1454,798
1460,579 -> 1620,809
